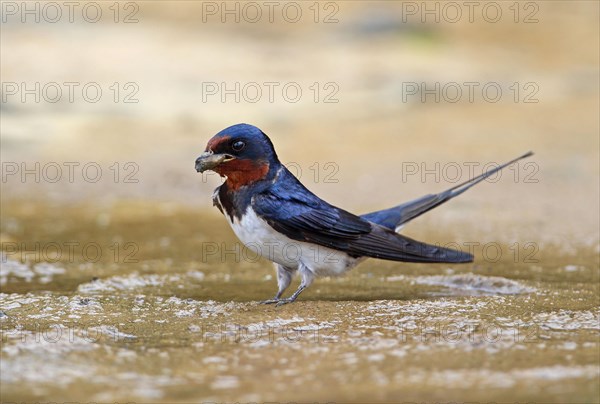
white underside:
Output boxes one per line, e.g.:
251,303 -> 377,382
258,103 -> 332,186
228,207 -> 360,276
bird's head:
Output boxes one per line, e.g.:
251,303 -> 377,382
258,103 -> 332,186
195,123 -> 280,189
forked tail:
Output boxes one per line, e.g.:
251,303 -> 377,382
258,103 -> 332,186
361,151 -> 534,231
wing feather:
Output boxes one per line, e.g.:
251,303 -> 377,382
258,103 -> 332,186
252,177 -> 472,264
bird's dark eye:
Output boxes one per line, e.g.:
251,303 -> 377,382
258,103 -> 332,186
231,140 -> 245,151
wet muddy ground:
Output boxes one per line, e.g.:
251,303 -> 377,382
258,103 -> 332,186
1,201 -> 598,403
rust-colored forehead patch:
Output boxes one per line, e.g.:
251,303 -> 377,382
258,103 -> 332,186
206,135 -> 231,152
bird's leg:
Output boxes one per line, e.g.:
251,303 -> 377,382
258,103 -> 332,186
260,264 -> 294,304
275,264 -> 315,306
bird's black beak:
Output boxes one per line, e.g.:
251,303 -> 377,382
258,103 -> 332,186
195,152 -> 235,173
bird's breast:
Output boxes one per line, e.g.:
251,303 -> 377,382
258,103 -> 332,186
227,208 -> 358,275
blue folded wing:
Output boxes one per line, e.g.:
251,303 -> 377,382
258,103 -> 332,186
252,168 -> 472,263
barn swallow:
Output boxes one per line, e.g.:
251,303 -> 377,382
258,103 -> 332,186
195,123 -> 533,305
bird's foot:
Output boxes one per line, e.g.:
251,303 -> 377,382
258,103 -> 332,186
259,298 -> 280,305
275,297 -> 296,307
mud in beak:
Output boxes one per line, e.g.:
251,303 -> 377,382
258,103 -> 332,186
195,152 -> 234,173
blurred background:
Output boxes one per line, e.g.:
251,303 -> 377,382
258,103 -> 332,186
1,0 -> 598,242
1,1 -> 599,403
